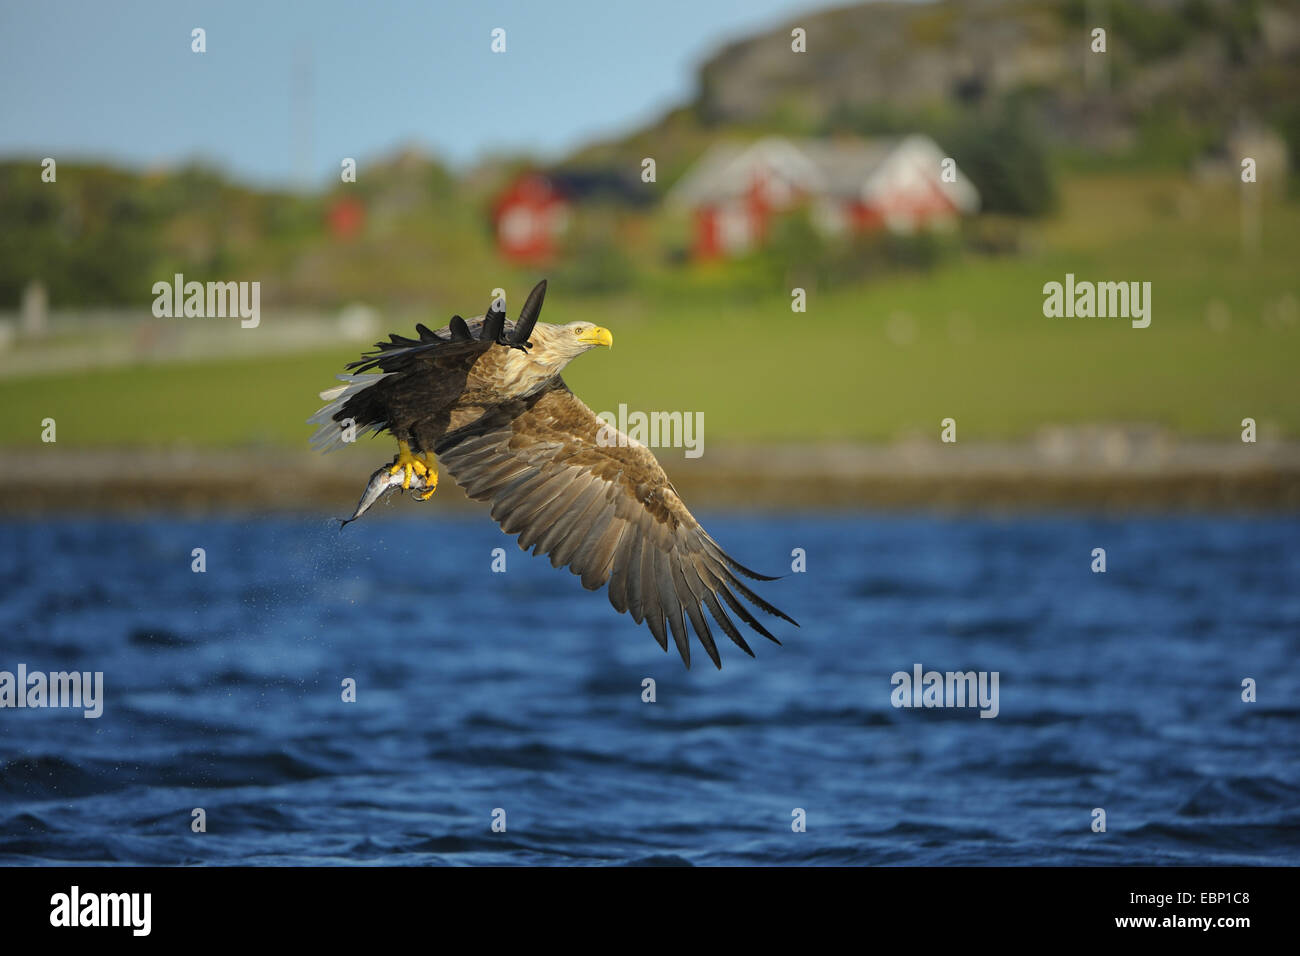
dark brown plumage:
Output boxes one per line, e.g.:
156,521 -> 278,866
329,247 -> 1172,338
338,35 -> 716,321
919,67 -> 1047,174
309,280 -> 796,668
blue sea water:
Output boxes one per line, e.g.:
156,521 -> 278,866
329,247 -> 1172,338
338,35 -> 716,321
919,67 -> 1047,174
0,512 -> 1297,866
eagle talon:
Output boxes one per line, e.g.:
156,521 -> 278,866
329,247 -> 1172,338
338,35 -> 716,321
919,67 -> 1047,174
413,461 -> 438,500
389,441 -> 432,490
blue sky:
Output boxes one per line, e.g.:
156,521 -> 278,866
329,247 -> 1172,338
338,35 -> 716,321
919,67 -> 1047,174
0,0 -> 831,188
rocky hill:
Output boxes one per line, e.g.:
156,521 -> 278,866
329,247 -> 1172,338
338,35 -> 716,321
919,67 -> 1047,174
566,0 -> 1300,178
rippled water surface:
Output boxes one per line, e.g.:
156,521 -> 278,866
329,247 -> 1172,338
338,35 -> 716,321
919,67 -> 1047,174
1,512 -> 1297,865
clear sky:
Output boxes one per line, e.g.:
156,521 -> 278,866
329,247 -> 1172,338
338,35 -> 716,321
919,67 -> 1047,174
0,0 -> 830,188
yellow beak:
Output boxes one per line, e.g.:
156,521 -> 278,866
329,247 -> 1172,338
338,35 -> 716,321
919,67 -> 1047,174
578,326 -> 613,348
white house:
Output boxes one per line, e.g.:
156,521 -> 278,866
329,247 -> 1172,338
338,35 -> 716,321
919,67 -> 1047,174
669,135 -> 980,259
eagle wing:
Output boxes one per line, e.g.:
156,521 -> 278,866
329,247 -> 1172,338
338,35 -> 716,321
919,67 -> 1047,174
433,382 -> 797,668
346,280 -> 545,376
309,283 -> 547,452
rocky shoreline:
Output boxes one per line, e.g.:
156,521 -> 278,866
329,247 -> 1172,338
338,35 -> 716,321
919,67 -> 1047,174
4,436 -> 1299,515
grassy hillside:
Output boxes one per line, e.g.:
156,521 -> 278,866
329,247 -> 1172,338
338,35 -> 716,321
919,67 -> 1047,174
0,173 -> 1295,448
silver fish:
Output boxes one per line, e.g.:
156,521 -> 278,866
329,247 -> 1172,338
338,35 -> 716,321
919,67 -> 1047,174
340,463 -> 431,528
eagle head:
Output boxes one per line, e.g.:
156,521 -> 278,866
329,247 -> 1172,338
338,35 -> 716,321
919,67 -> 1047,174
527,321 -> 614,367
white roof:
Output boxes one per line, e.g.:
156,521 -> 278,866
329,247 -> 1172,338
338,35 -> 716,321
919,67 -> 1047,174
669,134 -> 979,212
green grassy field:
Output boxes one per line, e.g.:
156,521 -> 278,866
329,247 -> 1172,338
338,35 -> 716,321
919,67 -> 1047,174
1,173 -> 1296,448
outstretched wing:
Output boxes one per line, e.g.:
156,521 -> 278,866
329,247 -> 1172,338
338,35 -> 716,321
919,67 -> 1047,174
433,383 -> 797,668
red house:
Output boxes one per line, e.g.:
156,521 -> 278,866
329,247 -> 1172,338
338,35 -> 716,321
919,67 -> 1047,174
670,136 -> 980,260
491,173 -> 571,264
327,196 -> 366,240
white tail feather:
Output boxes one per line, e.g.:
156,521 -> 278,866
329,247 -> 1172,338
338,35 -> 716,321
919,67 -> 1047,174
307,372 -> 393,452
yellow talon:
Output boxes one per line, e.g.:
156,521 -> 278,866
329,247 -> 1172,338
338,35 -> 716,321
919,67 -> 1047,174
392,442 -> 438,497
415,460 -> 438,500
389,460 -> 416,489
389,441 -> 424,489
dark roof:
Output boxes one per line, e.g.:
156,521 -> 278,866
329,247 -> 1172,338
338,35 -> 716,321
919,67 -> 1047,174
547,169 -> 655,207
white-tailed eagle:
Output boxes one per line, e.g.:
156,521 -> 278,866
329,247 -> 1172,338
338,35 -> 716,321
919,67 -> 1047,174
308,281 -> 796,668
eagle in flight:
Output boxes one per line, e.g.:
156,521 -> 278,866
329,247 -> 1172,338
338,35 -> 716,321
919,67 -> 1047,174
308,280 -> 796,668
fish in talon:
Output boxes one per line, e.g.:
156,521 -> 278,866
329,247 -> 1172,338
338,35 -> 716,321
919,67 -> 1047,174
340,463 -> 430,527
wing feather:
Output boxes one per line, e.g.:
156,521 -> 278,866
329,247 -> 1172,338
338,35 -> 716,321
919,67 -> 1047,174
582,518 -> 628,591
312,313 -> 528,447
560,497 -> 615,573
518,476 -> 590,552
673,558 -> 719,668
608,530 -> 643,617
434,382 -> 796,668
656,547 -> 690,668
701,589 -> 754,657
639,537 -> 668,652
500,471 -> 576,536
536,478 -> 605,560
